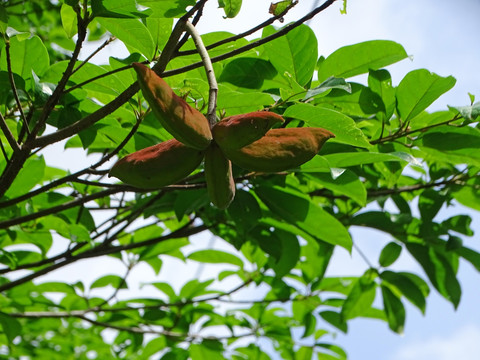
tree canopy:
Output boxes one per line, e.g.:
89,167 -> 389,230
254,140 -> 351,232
0,0 -> 479,359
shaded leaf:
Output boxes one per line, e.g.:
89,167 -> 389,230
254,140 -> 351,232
381,284 -> 405,334
378,242 -> 402,267
219,58 -> 277,89
0,312 -> 21,343
255,185 -> 352,250
380,271 -> 427,313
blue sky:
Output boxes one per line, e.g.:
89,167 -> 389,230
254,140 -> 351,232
58,1 -> 480,359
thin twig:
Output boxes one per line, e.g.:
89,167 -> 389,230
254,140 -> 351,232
64,63 -> 143,94
0,187 -> 131,229
72,36 -> 116,75
184,21 -> 218,127
0,223 -> 207,292
31,16 -> 189,150
5,40 -> 29,137
175,0 -> 207,52
371,115 -> 461,145
0,116 -> 142,209
0,111 -> 20,152
163,0 -> 338,78
176,1 -> 299,57
30,10 -> 88,138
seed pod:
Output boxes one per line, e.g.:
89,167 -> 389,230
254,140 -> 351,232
223,127 -> 335,172
109,139 -> 204,189
212,111 -> 284,150
133,62 -> 212,150
204,142 -> 236,209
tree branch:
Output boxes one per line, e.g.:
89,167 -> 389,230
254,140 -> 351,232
30,15 -> 189,150
0,116 -> 142,209
0,111 -> 20,153
30,10 -> 88,138
0,187 -> 131,229
184,21 -> 218,128
176,0 -> 299,57
5,39 -> 29,138
0,223 -> 207,292
163,0 -> 338,78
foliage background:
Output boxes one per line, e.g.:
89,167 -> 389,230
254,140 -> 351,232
0,0 -> 480,360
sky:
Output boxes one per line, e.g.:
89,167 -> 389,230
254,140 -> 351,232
39,1 -> 480,359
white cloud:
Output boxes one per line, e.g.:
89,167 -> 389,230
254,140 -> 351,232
390,325 -> 480,360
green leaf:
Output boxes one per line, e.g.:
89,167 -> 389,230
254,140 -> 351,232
419,126 -> 480,167
316,344 -> 347,360
60,4 -> 78,38
0,35 -> 50,80
320,311 -> 347,333
452,177 -> 480,211
263,24 -> 318,86
145,16 -> 173,51
341,270 -> 377,320
304,76 -> 352,100
407,243 -> 461,308
449,101 -> 480,121
322,151 -> 410,168
137,0 -> 196,18
187,250 -> 243,267
179,279 -> 214,300
91,0 -> 151,18
309,170 -> 367,206
368,69 -> 396,120
141,337 -> 167,359
219,58 -> 277,89
97,18 -> 154,58
457,246 -> 480,272
380,271 -> 427,313
0,312 -> 21,344
314,83 -> 384,117
269,0 -> 294,16
418,189 -> 444,222
90,275 -> 127,289
218,0 -> 242,18
269,229 -> 300,277
255,185 -> 352,251
217,84 -> 274,114
283,103 -> 371,148
228,189 -> 262,234
5,155 -> 45,198
0,4 -> 8,34
396,69 -> 456,121
317,40 -> 408,82
379,242 -> 402,267
381,284 -> 405,334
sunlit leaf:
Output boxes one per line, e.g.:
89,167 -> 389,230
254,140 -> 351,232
317,40 -> 408,82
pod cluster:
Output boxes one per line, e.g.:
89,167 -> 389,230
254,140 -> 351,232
109,63 -> 335,209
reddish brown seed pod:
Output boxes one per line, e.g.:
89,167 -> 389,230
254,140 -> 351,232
222,127 -> 335,172
109,139 -> 204,189
133,62 -> 212,150
204,142 -> 235,209
212,111 -> 284,150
